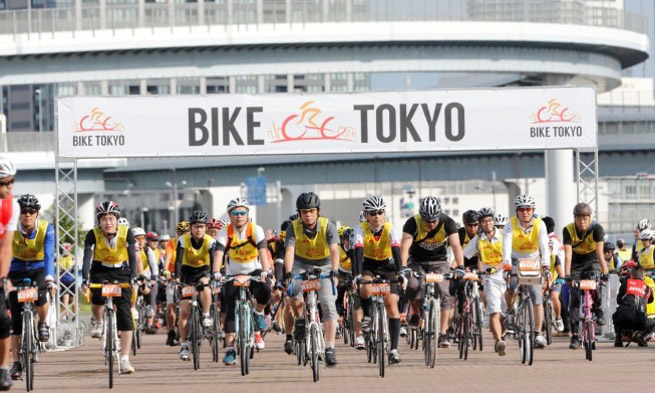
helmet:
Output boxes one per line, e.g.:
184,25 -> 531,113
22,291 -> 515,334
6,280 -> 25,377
96,201 -> 120,221
160,234 -> 171,242
573,202 -> 592,217
603,242 -> 615,252
208,219 -> 223,230
514,194 -> 535,208
118,217 -> 130,227
637,219 -> 652,232
639,229 -> 655,241
61,242 -> 72,252
419,196 -> 441,221
337,226 -> 352,241
462,209 -> 480,224
337,225 -> 350,237
617,239 -> 626,248
296,192 -> 320,210
17,194 -> 40,210
477,207 -> 495,220
146,231 -> 159,241
0,157 -> 17,178
618,260 -> 637,278
288,213 -> 299,222
494,214 -> 508,226
132,227 -> 146,237
176,221 -> 190,232
189,211 -> 208,225
227,197 -> 250,212
362,196 -> 387,212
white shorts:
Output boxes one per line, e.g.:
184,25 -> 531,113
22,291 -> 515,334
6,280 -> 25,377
483,279 -> 506,315
166,282 -> 176,304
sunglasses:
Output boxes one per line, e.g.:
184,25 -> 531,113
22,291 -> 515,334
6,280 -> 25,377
367,210 -> 385,216
465,223 -> 479,227
231,211 -> 248,216
20,209 -> 38,215
0,179 -> 14,187
517,207 -> 534,213
299,209 -> 317,214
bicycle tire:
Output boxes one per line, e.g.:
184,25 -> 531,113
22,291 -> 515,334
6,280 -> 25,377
136,305 -> 144,349
296,340 -> 302,366
240,336 -> 248,376
585,320 -> 594,361
458,313 -> 465,360
310,324 -> 319,382
348,297 -> 356,347
366,334 -> 373,363
464,312 -> 471,361
191,306 -> 200,370
517,301 -> 526,364
211,303 -> 220,363
22,310 -> 32,392
543,297 -> 553,346
378,304 -> 386,378
474,297 -> 483,351
426,298 -> 439,368
239,305 -> 247,376
106,308 -> 114,389
525,297 -> 534,366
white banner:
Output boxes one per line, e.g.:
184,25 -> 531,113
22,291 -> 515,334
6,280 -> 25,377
57,87 -> 597,158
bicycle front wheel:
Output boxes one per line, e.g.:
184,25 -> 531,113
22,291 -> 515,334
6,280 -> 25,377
238,306 -> 247,376
310,324 -> 319,382
211,303 -> 220,363
377,304 -> 386,378
425,298 -> 440,368
543,297 -> 553,346
473,297 -> 483,352
105,309 -> 114,389
524,297 -> 534,366
584,320 -> 594,361
191,306 -> 200,370
22,311 -> 33,392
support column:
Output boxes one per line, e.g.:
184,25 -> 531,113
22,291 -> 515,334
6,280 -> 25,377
322,0 -> 329,22
227,0 -> 233,25
76,82 -> 84,96
140,79 -> 147,95
75,0 -> 82,31
345,0 -> 352,22
256,0 -> 263,25
346,72 -> 354,92
287,73 -> 294,93
285,0 -> 291,23
198,0 -> 205,26
199,77 -> 207,95
257,75 -> 265,94
168,0 -> 174,30
228,76 -> 236,93
138,0 -> 145,28
100,80 -> 109,95
170,78 -> 177,95
99,0 -> 106,30
323,73 -> 331,93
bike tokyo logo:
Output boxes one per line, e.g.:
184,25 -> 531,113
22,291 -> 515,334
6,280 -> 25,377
530,99 -> 580,124
268,100 -> 356,143
74,107 -> 124,132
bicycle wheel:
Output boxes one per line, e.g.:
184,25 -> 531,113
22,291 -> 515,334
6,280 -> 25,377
191,306 -> 200,370
425,298 -> 440,368
239,306 -> 247,376
517,302 -> 526,364
310,324 -> 319,382
211,303 -> 220,363
296,340 -> 302,366
584,320 -> 594,361
464,312 -> 471,361
474,297 -> 483,351
136,306 -> 144,349
524,297 -> 535,366
377,304 -> 386,378
22,311 -> 32,392
366,333 -> 373,363
105,309 -> 114,389
543,297 -> 553,346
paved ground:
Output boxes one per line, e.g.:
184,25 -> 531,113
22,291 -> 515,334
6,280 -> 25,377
20,328 -> 655,392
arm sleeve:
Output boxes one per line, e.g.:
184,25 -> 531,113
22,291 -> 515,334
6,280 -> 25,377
502,221 -> 513,264
126,229 -> 137,279
326,222 -> 338,245
82,230 -> 96,282
593,224 -> 605,242
255,225 -> 267,249
562,228 -> 572,245
43,223 -> 55,278
215,227 -> 228,252
444,217 -> 458,236
616,281 -> 627,304
285,225 -> 296,247
147,248 -> 159,278
208,238 -> 215,266
391,245 -> 401,272
175,239 -> 184,278
402,217 -> 417,238
538,221 -> 550,267
354,248 -> 364,277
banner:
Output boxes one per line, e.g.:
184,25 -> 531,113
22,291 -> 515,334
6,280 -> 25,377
57,87 -> 597,158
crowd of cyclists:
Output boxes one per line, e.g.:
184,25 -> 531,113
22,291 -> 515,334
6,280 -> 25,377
0,154 -> 653,388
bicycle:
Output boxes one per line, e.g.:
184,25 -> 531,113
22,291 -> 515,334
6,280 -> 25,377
455,271 -> 481,361
133,280 -> 151,353
289,268 -> 333,383
180,281 -> 210,371
89,281 -> 131,389
414,271 -> 451,368
542,272 -> 555,346
225,274 -> 260,376
340,275 -> 356,347
513,259 -> 542,366
209,279 -> 223,363
575,277 -> 600,361
360,276 -> 397,378
16,278 -> 40,392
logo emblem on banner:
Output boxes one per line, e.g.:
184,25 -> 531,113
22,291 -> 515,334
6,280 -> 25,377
75,108 -> 123,132
71,107 -> 126,148
530,99 -> 580,124
269,100 -> 356,143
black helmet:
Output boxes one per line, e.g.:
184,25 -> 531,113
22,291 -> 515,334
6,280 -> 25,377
18,194 -> 40,210
296,192 -> 320,210
604,242 -> 616,252
189,210 -> 208,224
573,203 -> 592,217
462,210 -> 479,225
616,239 -> 626,248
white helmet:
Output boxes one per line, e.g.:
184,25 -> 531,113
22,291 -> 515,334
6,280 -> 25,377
637,219 -> 651,232
160,234 -> 171,242
494,214 -> 509,226
362,196 -> 387,212
132,227 -> 146,237
0,157 -> 16,178
514,194 -> 535,208
227,197 -> 250,212
419,196 -> 441,221
477,207 -> 495,219
118,217 -> 130,227
639,229 -> 655,241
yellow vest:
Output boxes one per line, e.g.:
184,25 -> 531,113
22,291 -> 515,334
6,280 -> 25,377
361,222 -> 393,261
293,217 -> 330,261
181,233 -> 213,267
646,276 -> 655,317
617,249 -> 631,262
93,226 -> 129,264
140,248 -> 150,272
636,240 -> 645,254
462,231 -> 472,248
478,232 -> 503,268
227,222 -> 259,263
414,214 -> 448,246
565,223 -> 597,255
639,245 -> 655,270
510,216 -> 541,254
13,220 -> 48,261
339,247 -> 351,271
59,254 -> 75,271
151,247 -> 162,263
549,253 -> 559,283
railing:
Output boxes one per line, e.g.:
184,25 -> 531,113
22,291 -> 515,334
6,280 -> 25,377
0,131 -> 55,152
0,0 -> 646,39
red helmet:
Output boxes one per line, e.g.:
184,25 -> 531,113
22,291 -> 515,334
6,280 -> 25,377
618,260 -> 637,278
208,219 -> 224,230
145,232 -> 159,241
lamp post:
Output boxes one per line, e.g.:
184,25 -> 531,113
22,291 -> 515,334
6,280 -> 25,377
166,179 -> 187,232
35,88 -> 43,132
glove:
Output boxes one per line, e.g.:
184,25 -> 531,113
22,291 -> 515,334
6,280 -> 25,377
485,267 -> 497,275
283,271 -> 293,286
46,280 -> 57,290
82,279 -> 89,288
564,275 -> 573,284
398,272 -> 408,288
137,274 -> 147,282
212,271 -> 222,282
600,274 -> 610,283
260,270 -> 270,282
401,268 -> 413,279
330,270 -> 339,279
454,266 -> 466,279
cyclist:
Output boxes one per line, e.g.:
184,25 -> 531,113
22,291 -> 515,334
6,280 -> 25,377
463,207 -> 508,356
637,229 -> 655,274
563,202 -> 609,350
164,221 -> 189,347
542,216 -> 565,332
8,193 -> 54,380
213,198 -> 271,365
494,214 -> 508,231
353,196 -> 403,364
612,264 -> 655,347
616,239 -> 632,262
146,232 -> 165,331
283,192 -> 340,366
175,211 -> 216,361
453,210 -> 481,321
632,219 -> 651,261
134,228 -> 159,334
58,242 -> 76,321
401,196 -> 463,348
207,219 -> 223,240
502,195 -> 549,349
336,226 -> 363,349
0,157 -> 18,390
604,242 -> 622,272
81,201 -> 137,374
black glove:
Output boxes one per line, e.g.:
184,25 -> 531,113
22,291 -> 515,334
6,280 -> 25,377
454,266 -> 466,279
564,275 -> 573,284
283,271 -> 293,285
600,274 -> 610,283
330,270 -> 339,279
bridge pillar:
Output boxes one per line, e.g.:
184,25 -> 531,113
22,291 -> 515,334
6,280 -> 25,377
138,0 -> 145,28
